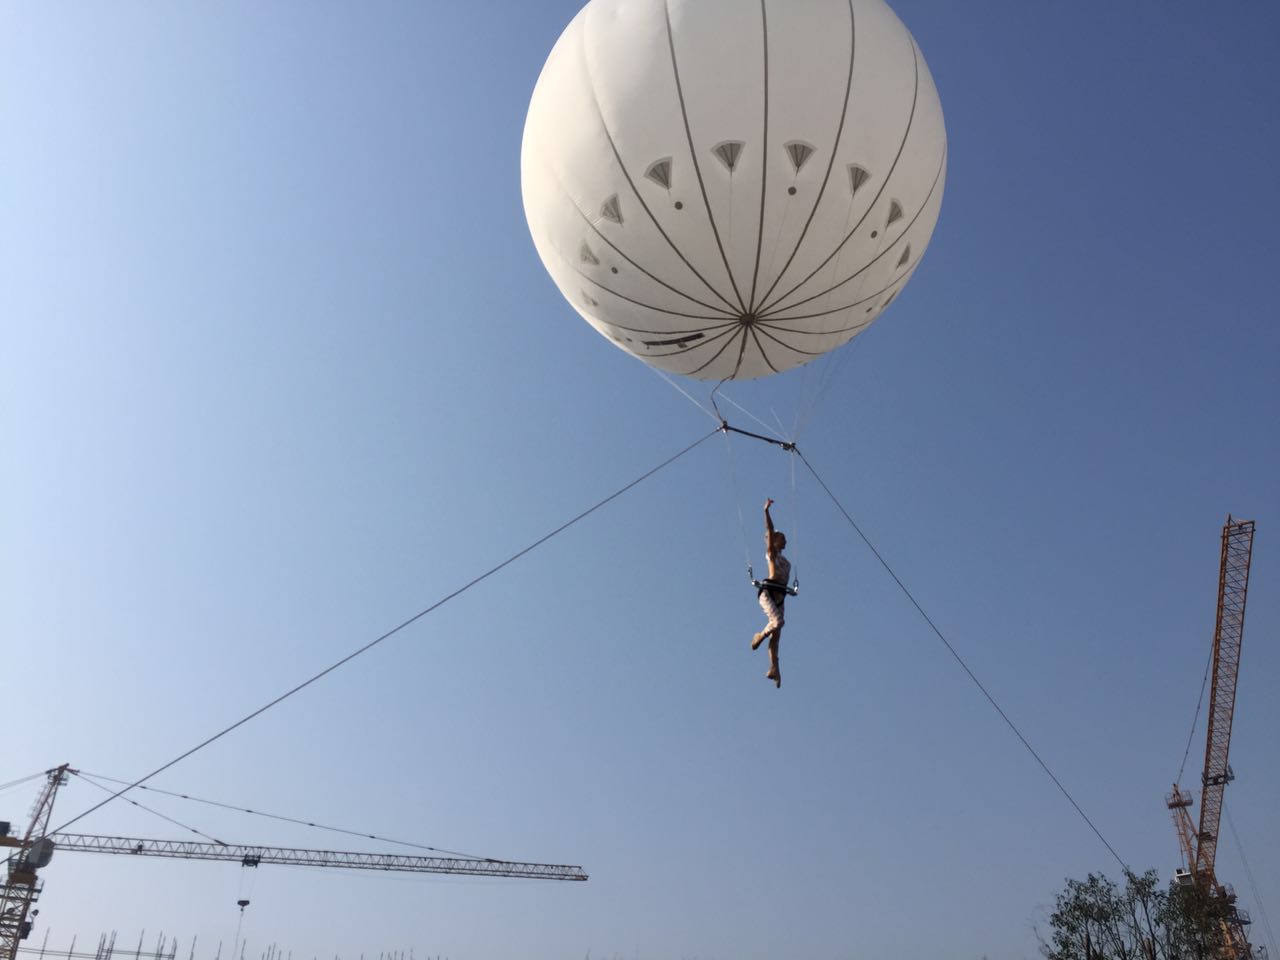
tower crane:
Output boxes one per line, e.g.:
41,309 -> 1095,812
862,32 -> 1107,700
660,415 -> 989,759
1165,516 -> 1259,959
1,765 -> 587,960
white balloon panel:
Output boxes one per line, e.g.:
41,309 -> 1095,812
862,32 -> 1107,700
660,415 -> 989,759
522,0 -> 946,380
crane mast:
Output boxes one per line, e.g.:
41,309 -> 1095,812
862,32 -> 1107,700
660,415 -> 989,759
0,764 -> 70,960
1,766 -> 586,960
1165,517 -> 1258,959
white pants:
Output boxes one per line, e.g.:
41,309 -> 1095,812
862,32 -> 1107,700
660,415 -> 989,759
758,590 -> 785,632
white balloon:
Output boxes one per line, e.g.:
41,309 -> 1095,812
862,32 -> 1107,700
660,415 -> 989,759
522,0 -> 946,381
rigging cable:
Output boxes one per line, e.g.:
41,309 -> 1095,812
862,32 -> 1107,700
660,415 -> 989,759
795,447 -> 1129,873
75,770 -> 489,861
1175,642 -> 1214,787
0,772 -> 47,793
70,770 -> 225,844
47,427 -> 721,837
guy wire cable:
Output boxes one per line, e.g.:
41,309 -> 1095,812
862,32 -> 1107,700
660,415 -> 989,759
75,769 -> 489,861
1175,643 -> 1214,787
0,771 -> 47,793
47,427 -> 721,837
796,447 -> 1129,873
70,770 -> 225,844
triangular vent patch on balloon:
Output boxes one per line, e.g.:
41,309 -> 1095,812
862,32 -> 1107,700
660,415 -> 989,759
580,242 -> 600,266
886,200 -> 903,226
848,164 -> 871,195
600,195 -> 623,225
784,141 -> 815,173
897,244 -> 911,268
645,157 -> 673,189
712,140 -> 745,173
581,290 -> 599,308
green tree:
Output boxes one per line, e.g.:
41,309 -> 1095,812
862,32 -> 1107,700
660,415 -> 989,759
1040,869 -> 1225,960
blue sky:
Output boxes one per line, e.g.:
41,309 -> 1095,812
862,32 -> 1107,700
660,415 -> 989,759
2,2 -> 1278,958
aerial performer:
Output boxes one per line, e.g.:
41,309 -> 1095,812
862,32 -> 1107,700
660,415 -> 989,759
752,498 -> 791,688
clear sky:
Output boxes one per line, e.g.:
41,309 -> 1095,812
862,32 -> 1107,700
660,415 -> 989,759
3,2 -> 1278,959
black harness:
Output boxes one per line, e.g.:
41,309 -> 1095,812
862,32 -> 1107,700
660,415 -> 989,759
753,578 -> 798,600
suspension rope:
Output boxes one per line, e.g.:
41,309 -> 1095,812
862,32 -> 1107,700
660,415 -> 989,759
75,769 -> 490,861
721,429 -> 753,579
47,428 -> 721,837
69,771 -> 225,845
787,448 -> 800,587
795,448 -> 1129,873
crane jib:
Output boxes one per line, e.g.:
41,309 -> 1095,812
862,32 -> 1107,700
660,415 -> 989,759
48,833 -> 588,882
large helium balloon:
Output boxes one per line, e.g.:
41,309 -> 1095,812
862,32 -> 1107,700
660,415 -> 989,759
522,0 -> 946,381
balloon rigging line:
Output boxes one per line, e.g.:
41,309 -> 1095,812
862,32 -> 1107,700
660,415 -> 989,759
45,428 -> 722,838
717,391 -> 786,440
69,771 -> 226,845
768,406 -> 787,439
795,448 -> 1130,873
1175,641 -> 1214,787
794,335 -> 861,443
757,37 -> 921,317
753,0 -> 857,311
663,0 -> 747,314
651,361 -> 790,454
74,769 -> 490,861
648,366 -> 721,423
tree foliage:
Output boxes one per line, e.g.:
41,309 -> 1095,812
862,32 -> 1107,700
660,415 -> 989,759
1040,869 -> 1226,960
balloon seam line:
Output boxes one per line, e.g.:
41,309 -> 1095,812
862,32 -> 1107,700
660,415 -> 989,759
758,35 -> 922,317
662,0 -> 748,315
755,0 -> 858,309
579,7 -> 742,314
